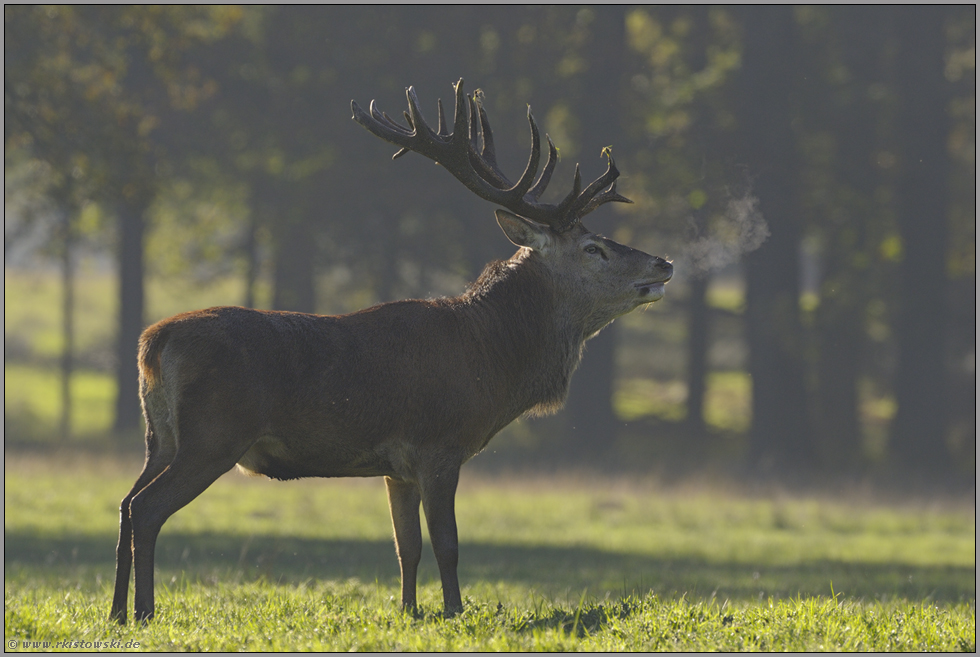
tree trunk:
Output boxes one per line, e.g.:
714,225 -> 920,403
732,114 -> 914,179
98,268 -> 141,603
890,6 -> 951,474
562,325 -> 620,459
561,6 -> 628,460
814,300 -> 862,467
242,213 -> 260,309
112,194 -> 148,436
684,275 -> 709,434
272,213 -> 317,313
682,6 -> 715,439
268,178 -> 317,314
59,208 -> 74,443
735,6 -> 812,471
812,6 -> 882,468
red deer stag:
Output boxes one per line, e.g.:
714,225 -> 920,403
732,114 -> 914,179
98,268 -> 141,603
111,79 -> 672,623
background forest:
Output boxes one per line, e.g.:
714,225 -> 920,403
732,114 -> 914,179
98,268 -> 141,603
4,5 -> 975,483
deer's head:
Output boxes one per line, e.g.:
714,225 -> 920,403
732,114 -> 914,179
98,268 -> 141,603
352,79 -> 672,336
495,210 -> 671,337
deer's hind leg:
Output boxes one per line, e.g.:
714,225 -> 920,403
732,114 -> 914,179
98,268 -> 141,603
127,402 -> 260,623
111,418 -> 176,624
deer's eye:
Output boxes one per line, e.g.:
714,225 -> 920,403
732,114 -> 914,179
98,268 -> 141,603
584,244 -> 601,255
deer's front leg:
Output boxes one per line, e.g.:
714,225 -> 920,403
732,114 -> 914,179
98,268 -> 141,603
419,468 -> 462,617
385,476 -> 423,613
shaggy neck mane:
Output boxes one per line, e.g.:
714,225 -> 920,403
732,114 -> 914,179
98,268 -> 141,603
458,251 -> 584,417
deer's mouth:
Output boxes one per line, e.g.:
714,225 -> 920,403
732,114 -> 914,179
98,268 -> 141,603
635,281 -> 667,302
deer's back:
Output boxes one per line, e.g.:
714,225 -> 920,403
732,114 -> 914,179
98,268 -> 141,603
138,304 -> 509,480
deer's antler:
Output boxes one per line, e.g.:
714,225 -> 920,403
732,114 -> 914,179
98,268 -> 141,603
351,79 -> 631,232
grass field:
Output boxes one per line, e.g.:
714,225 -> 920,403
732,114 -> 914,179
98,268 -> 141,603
4,452 -> 975,651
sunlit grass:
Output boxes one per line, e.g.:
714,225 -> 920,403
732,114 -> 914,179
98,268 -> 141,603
615,378 -> 687,422
4,266 -> 117,361
614,370 -> 751,432
703,370 -> 752,432
4,582 -> 974,651
706,278 -> 745,313
4,453 -> 975,651
3,365 -> 116,441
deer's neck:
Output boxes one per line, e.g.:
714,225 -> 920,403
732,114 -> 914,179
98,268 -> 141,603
462,251 -> 584,417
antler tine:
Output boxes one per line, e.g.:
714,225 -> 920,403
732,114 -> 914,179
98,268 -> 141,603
451,79 -> 470,146
468,99 -> 542,199
475,94 -> 497,164
406,86 -> 439,142
575,179 -> 634,218
468,91 -> 481,154
527,135 -> 559,202
436,98 -> 448,137
467,91 -> 513,190
370,101 -> 410,134
509,106 -> 542,201
565,149 -> 632,222
551,164 -> 583,228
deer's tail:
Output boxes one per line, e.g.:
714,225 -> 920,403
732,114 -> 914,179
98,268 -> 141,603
137,322 -> 171,392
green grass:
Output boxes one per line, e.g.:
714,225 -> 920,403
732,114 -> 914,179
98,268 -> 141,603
5,584 -> 973,651
4,453 -> 975,651
615,371 -> 751,432
706,278 -> 746,314
4,365 -> 116,440
4,267 -> 117,362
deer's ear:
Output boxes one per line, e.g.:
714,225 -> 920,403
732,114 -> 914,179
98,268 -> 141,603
495,210 -> 552,252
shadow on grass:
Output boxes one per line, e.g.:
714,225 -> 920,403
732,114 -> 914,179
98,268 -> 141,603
5,530 -> 974,604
